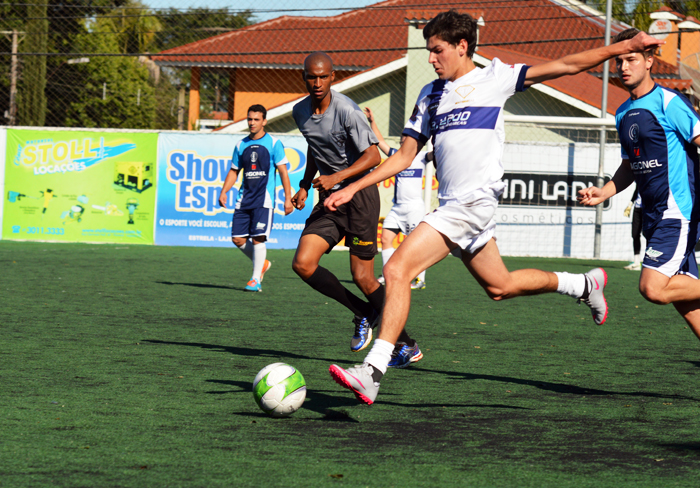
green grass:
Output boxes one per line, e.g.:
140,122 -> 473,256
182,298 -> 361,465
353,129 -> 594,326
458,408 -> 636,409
1,241 -> 699,487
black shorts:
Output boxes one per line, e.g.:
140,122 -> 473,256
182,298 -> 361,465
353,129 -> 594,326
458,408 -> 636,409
301,185 -> 380,258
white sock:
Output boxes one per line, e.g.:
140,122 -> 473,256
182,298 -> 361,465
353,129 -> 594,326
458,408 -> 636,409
634,254 -> 641,266
364,338 -> 394,375
251,242 -> 266,281
417,270 -> 426,282
237,239 -> 254,261
554,272 -> 587,299
381,247 -> 395,268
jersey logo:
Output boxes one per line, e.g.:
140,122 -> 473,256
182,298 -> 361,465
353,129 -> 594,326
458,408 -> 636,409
250,150 -> 258,163
251,163 -> 257,170
455,85 -> 475,99
629,124 -> 639,143
409,104 -> 419,122
633,148 -> 640,158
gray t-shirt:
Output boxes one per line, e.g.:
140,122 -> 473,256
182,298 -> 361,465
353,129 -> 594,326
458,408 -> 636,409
293,90 -> 378,188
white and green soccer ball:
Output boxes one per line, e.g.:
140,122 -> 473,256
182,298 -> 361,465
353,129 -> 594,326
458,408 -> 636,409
252,363 -> 306,417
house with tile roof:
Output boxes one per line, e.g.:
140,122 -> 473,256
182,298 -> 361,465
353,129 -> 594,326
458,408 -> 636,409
152,0 -> 698,136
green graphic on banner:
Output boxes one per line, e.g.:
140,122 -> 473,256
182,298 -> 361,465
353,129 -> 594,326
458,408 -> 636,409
3,129 -> 157,243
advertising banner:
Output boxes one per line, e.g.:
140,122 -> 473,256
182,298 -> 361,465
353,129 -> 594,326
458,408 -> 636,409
0,128 -> 6,239
3,129 -> 157,244
495,141 -> 633,261
155,132 -> 311,248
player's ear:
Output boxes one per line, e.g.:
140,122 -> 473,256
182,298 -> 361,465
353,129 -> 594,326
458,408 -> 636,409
262,118 -> 267,127
645,53 -> 654,71
458,39 -> 468,57
331,70 -> 335,83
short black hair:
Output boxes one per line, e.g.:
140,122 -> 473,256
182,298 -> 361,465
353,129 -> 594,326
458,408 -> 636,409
248,104 -> 267,119
612,28 -> 654,58
423,10 -> 478,59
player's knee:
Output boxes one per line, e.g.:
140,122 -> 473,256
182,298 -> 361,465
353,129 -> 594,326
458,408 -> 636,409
381,235 -> 393,249
232,237 -> 246,247
292,256 -> 314,280
639,283 -> 670,305
383,260 -> 410,285
484,284 -> 511,301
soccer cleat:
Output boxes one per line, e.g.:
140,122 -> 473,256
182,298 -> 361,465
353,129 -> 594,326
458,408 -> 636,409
410,278 -> 426,290
350,315 -> 373,352
329,363 -> 380,405
388,342 -> 423,369
624,262 -> 641,271
244,278 -> 262,292
260,260 -> 272,282
377,275 -> 385,284
579,268 -> 608,325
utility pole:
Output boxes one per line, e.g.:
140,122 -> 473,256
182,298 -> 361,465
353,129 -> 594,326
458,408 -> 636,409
2,29 -> 25,126
177,85 -> 186,130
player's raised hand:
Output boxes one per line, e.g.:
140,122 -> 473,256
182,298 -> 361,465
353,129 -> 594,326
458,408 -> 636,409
363,107 -> 374,122
313,174 -> 340,191
291,188 -> 308,210
627,31 -> 664,52
577,186 -> 606,207
324,187 -> 353,212
218,191 -> 227,208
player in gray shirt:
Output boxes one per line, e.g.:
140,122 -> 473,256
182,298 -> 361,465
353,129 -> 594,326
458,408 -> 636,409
291,52 -> 420,365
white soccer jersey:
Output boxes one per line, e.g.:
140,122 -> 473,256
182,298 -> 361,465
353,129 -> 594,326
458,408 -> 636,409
403,58 -> 529,202
388,148 -> 429,206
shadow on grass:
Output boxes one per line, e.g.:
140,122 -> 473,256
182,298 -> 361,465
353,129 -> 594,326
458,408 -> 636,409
208,379 -> 531,419
208,379 -> 361,420
157,281 -> 244,291
142,339 -> 354,366
687,361 -> 700,369
412,367 -> 700,401
658,442 -> 700,452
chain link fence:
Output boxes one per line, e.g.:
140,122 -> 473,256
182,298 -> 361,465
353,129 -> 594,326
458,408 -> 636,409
2,0 -> 698,133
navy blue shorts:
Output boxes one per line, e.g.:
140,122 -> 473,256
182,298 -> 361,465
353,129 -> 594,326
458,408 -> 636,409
231,207 -> 273,239
643,218 -> 700,278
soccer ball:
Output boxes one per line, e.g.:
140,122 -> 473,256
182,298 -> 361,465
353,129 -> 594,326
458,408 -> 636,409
252,363 -> 306,417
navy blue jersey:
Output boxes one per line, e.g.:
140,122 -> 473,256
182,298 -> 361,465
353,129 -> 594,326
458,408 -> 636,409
616,85 -> 700,231
231,133 -> 288,210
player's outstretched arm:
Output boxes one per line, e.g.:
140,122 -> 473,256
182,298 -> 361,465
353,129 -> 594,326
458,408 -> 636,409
324,136 -> 422,211
277,163 -> 294,215
218,168 -> 240,207
364,107 -> 393,156
578,159 -> 634,206
313,144 -> 381,191
524,32 -> 663,86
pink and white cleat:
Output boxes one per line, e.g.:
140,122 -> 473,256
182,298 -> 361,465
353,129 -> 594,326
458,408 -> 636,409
329,363 -> 380,405
580,268 -> 608,325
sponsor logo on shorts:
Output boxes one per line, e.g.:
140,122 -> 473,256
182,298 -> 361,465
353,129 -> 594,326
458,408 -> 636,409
256,222 -> 266,230
352,237 -> 373,247
645,247 -> 663,261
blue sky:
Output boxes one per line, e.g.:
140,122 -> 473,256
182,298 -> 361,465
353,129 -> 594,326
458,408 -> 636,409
143,1 -> 380,23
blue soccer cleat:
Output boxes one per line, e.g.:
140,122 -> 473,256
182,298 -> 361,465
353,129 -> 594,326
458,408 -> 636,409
351,315 -> 373,352
388,341 -> 423,368
245,278 -> 262,292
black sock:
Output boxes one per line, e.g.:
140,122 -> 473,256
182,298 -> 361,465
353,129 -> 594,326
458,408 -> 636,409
581,275 -> 591,299
365,284 -> 385,313
370,365 -> 383,383
304,266 -> 374,317
397,330 -> 415,347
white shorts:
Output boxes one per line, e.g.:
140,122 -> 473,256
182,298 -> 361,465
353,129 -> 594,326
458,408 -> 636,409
383,203 -> 425,235
422,183 -> 504,254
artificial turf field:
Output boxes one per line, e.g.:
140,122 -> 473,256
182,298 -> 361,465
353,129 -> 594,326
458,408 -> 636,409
2,240 -> 700,487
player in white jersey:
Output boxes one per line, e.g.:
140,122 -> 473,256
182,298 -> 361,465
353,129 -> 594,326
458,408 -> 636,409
365,107 -> 430,291
324,9 -> 663,405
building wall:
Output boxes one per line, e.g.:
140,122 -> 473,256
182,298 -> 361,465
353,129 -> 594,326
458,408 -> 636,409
232,68 -> 358,123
